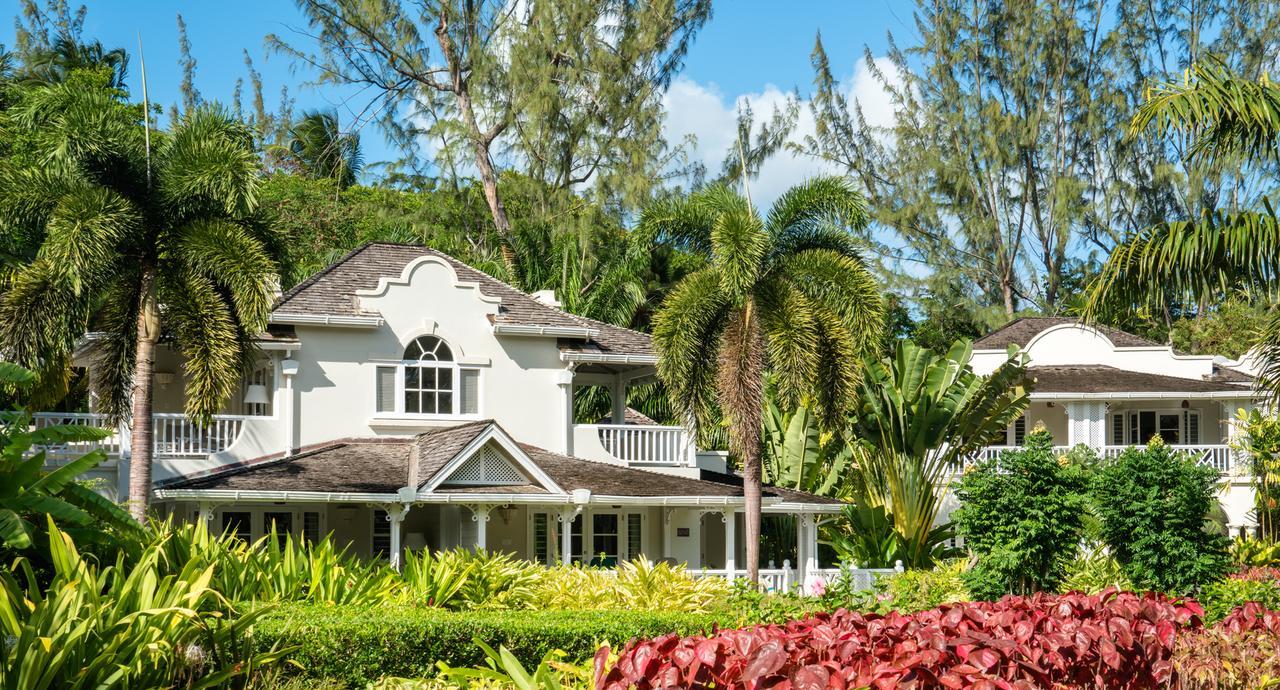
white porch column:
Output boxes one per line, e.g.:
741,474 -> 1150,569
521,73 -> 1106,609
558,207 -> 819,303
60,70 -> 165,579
557,509 -> 578,564
116,419 -> 132,502
722,509 -> 736,574
662,508 -> 675,560
804,515 -> 819,577
281,356 -> 299,456
796,515 -> 809,586
611,375 -> 627,424
470,505 -> 492,551
1064,401 -> 1108,449
555,369 -> 575,455
385,504 -> 410,571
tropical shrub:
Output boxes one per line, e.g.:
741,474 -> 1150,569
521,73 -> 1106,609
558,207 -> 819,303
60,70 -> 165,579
761,400 -> 851,498
250,603 -> 723,687
875,558 -> 969,613
954,426 -> 1090,598
1231,408 -> 1280,539
156,521 -> 401,606
596,589 -> 1206,689
1174,602 -> 1280,689
1231,536 -> 1280,567
435,639 -> 593,690
0,519 -> 291,689
0,362 -> 140,568
1091,438 -> 1231,593
1200,567 -> 1280,623
846,339 -> 1031,568
825,504 -> 901,568
1059,543 -> 1134,594
535,559 -> 729,614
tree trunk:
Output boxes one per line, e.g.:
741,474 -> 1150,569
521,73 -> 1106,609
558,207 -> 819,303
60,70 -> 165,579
718,302 -> 766,583
127,268 -> 160,523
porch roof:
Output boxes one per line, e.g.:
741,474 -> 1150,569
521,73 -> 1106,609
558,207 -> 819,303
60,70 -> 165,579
154,420 -> 842,507
1028,365 -> 1253,397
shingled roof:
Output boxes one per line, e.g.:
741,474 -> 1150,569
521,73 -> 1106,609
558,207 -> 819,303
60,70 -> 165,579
159,420 -> 840,504
974,317 -> 1158,349
272,243 -> 653,358
1028,365 -> 1251,394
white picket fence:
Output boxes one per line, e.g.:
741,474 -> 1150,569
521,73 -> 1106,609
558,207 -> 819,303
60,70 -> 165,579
694,560 -> 902,595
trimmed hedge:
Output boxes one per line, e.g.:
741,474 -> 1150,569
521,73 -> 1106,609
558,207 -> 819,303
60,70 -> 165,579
250,603 -> 725,686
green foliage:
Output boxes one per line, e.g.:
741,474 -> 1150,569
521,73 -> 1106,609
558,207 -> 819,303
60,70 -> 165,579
250,604 -> 722,687
1090,439 -> 1232,593
1057,543 -> 1133,594
0,361 -> 138,565
846,339 -> 1030,568
1169,297 -> 1270,358
279,110 -> 362,190
534,559 -> 729,614
156,522 -> 401,607
1232,409 -> 1280,539
954,427 -> 1090,598
436,639 -> 591,690
875,560 -> 970,614
825,504 -> 902,568
1231,537 -> 1280,567
761,399 -> 851,497
1200,573 -> 1280,624
0,518 -> 292,688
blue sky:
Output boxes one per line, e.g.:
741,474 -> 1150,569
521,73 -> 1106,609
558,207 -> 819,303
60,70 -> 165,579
3,1 -> 911,204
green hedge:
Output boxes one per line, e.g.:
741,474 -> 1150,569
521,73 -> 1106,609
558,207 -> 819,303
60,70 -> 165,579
250,604 -> 726,686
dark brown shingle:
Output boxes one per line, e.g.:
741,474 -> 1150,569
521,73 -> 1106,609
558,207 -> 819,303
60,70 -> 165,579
1029,365 -> 1251,394
974,317 -> 1158,349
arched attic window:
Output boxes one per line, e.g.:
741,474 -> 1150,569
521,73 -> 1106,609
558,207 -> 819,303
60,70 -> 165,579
374,335 -> 481,417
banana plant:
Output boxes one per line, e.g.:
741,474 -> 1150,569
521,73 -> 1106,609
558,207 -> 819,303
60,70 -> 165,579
846,339 -> 1031,568
762,400 -> 851,498
0,361 -> 140,551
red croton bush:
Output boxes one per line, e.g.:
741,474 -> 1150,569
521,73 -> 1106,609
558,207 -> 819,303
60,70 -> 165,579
594,589 -> 1279,690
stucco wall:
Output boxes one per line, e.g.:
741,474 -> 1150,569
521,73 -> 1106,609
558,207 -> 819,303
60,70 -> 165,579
970,324 -> 1218,379
280,257 -> 569,454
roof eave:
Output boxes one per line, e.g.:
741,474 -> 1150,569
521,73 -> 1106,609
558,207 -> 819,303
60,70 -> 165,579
270,313 -> 384,328
492,324 -> 598,339
1029,390 -> 1255,400
560,352 -> 658,365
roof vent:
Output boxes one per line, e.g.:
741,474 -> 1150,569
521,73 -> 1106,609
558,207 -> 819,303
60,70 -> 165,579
531,289 -> 560,308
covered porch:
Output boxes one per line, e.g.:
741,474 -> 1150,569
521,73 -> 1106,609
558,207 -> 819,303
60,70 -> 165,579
152,419 -> 844,584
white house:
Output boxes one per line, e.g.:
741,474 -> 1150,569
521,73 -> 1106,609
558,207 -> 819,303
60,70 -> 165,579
42,243 -> 840,584
965,317 -> 1261,533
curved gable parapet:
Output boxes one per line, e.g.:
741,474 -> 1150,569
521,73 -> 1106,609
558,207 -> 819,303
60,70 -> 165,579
1023,322 -> 1122,352
354,255 -> 503,306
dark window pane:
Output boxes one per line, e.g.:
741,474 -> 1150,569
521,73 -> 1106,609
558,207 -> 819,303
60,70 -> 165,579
221,512 -> 252,541
438,368 -> 452,389
435,342 -> 453,361
405,367 -> 419,388
422,368 -> 437,389
438,392 -> 452,414
422,394 -> 437,414
264,511 -> 292,545
405,393 -> 420,413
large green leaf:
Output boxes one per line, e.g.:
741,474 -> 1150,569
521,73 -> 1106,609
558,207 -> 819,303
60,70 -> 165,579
0,509 -> 32,549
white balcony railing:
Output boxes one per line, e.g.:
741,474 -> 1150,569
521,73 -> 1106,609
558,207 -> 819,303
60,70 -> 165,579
973,443 -> 1240,474
693,563 -> 900,594
31,411 -> 250,459
573,424 -> 696,466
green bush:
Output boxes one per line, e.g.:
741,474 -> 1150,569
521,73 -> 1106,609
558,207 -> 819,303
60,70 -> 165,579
1199,569 -> 1280,623
1058,543 -> 1133,594
1090,438 -> 1231,593
953,427 -> 1090,598
250,604 -> 725,687
876,560 -> 969,613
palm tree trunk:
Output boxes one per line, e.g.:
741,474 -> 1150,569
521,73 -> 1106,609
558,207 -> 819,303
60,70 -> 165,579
127,268 -> 160,523
719,303 -> 766,583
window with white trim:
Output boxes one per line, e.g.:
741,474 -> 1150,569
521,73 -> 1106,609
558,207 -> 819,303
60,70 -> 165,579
374,336 -> 481,416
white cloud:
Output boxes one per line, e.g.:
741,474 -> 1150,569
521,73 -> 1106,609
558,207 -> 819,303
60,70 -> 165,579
661,55 -> 903,210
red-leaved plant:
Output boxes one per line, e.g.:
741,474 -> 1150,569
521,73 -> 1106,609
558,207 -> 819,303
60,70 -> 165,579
595,589 -> 1213,689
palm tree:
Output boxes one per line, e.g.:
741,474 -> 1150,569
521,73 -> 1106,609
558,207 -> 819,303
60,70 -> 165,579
280,110 -> 362,191
645,177 -> 883,582
1084,62 -> 1280,400
18,35 -> 129,90
846,339 -> 1031,568
0,80 -> 278,522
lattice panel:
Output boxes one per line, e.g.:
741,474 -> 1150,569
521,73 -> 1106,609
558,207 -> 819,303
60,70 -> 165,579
442,444 -> 527,485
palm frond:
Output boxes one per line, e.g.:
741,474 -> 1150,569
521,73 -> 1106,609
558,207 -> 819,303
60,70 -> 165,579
651,268 -> 729,430
157,105 -> 261,218
1131,60 -> 1280,164
176,218 -> 277,331
159,270 -> 243,424
764,175 -> 868,241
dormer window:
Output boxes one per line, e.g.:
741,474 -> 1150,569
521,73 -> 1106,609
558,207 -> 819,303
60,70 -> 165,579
375,335 -> 480,417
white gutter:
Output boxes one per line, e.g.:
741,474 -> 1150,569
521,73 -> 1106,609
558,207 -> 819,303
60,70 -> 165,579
270,313 -> 384,328
560,352 -> 658,365
1030,390 -> 1254,401
155,488 -> 842,511
492,324 -> 598,339
153,489 -> 399,503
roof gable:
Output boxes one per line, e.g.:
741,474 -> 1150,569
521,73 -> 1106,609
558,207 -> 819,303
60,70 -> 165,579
974,317 -> 1158,350
418,422 -> 564,494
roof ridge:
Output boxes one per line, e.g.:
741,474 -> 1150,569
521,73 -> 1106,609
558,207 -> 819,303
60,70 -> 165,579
274,242 -> 378,311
